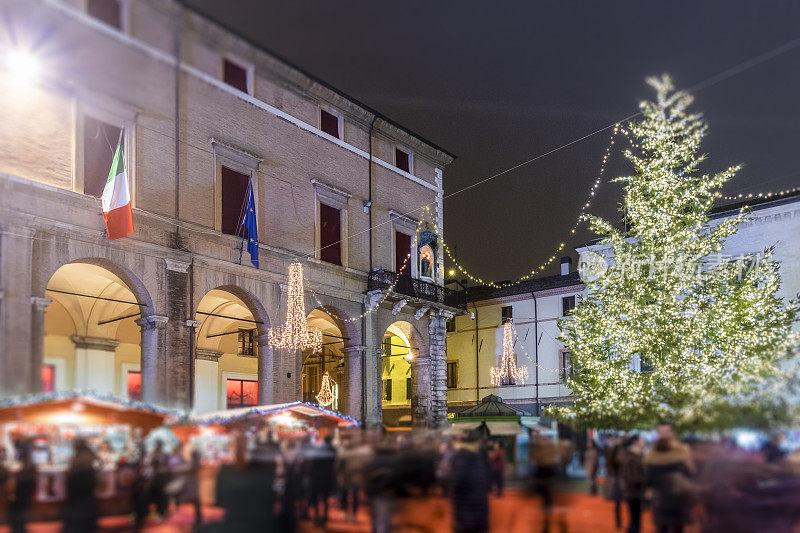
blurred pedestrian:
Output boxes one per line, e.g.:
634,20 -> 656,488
645,437 -> 694,533
583,439 -> 599,495
0,447 -> 9,523
531,436 -> 571,533
309,435 -> 336,527
448,431 -> 489,533
148,440 -> 170,521
337,434 -> 371,522
8,442 -> 36,533
619,435 -> 646,533
62,438 -> 99,533
366,440 -> 398,533
488,441 -> 506,497
762,433 -> 786,463
604,435 -> 625,529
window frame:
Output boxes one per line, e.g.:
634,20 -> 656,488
394,147 -> 413,174
220,371 -> 258,410
84,0 -> 129,33
225,377 -> 259,409
221,54 -> 254,95
319,107 -> 343,139
211,139 -> 261,235
383,378 -> 393,402
312,180 -> 350,268
501,305 -> 513,325
406,376 -> 413,400
446,360 -> 458,389
559,349 -> 573,381
44,357 -> 67,392
562,295 -> 576,316
238,329 -> 255,357
120,362 -> 141,399
389,210 -> 418,278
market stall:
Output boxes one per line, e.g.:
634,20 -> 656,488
0,391 -> 182,522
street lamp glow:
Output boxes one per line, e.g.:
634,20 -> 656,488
5,48 -> 41,87
448,269 -> 455,276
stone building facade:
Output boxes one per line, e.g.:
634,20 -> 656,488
0,0 -> 463,427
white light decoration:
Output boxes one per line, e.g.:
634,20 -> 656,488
490,322 -> 528,386
315,372 -> 335,407
268,262 -> 323,353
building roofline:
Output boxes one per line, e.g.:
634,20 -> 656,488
710,188 -> 800,219
462,271 -> 584,302
177,0 -> 457,161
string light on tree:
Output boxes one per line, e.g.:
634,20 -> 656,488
490,322 -> 529,386
315,372 -> 335,407
268,262 -> 323,353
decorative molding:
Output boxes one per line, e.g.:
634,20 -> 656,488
70,336 -> 119,351
342,345 -> 366,356
164,258 -> 190,273
136,315 -> 169,330
195,348 -> 224,361
210,138 -> 262,171
311,179 -> 351,208
365,290 -> 384,310
389,210 -> 419,231
392,299 -> 408,316
414,306 -> 430,320
31,297 -> 53,312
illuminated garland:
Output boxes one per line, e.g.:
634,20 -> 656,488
269,262 -> 323,352
490,322 -> 529,386
315,372 -> 335,407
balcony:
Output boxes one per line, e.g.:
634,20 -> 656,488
368,269 -> 467,311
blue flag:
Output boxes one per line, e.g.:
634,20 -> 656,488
243,180 -> 259,268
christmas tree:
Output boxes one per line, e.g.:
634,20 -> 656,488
552,75 -> 800,431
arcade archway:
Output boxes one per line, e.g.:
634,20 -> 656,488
302,308 -> 348,410
381,321 -> 417,427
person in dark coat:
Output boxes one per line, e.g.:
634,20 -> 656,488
488,442 -> 506,497
604,435 -> 625,530
645,437 -> 694,533
448,432 -> 489,533
215,433 -> 274,532
62,438 -> 99,533
0,447 -> 9,524
761,433 -> 786,463
618,435 -> 646,533
8,443 -> 36,533
583,439 -> 600,495
309,435 -> 336,527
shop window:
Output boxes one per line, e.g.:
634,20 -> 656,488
562,296 -> 576,316
41,364 -> 55,393
446,361 -> 458,389
501,305 -> 513,325
406,377 -> 412,400
383,379 -> 392,402
238,329 -> 254,356
87,0 -> 121,29
320,109 -> 340,138
319,202 -> 342,265
223,58 -> 249,93
221,166 -> 250,237
226,379 -> 258,409
395,148 -> 411,173
395,230 -> 412,277
560,351 -> 573,381
83,116 -> 122,198
127,370 -> 142,401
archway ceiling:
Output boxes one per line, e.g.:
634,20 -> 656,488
196,290 -> 256,340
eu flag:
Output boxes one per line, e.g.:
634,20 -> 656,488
243,179 -> 259,268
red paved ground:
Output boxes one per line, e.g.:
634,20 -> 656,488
0,492 -> 664,532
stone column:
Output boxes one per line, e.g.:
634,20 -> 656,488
164,259 -> 191,409
341,345 -> 365,421
363,310 -> 384,428
194,348 -> 222,413
0,225 -> 34,397
411,354 -> 431,427
29,297 -> 52,393
256,334 -> 275,405
71,336 -> 120,394
137,315 -> 168,404
427,309 -> 452,428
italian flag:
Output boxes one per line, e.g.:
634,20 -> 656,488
101,138 -> 134,239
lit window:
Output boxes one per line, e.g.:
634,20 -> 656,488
446,361 -> 458,389
560,351 -> 573,381
238,329 -> 254,356
319,202 -> 342,265
127,370 -> 142,400
406,377 -> 412,400
223,58 -> 249,93
320,109 -> 340,138
226,379 -> 258,409
221,166 -> 250,237
395,231 -> 412,277
41,364 -> 55,393
501,306 -> 513,324
395,148 -> 411,173
83,116 -> 122,198
562,296 -> 576,316
383,379 -> 392,402
419,245 -> 434,279
87,0 -> 121,29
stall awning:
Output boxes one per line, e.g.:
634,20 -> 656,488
485,421 -> 523,436
178,402 -> 358,428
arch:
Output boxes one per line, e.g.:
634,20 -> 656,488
302,306 -> 352,410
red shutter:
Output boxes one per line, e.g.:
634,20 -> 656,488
320,203 -> 342,265
221,166 -> 250,237
41,365 -> 55,393
127,371 -> 142,401
83,116 -> 122,198
395,231 -> 411,276
395,149 -> 410,172
223,59 -> 248,93
320,110 -> 340,138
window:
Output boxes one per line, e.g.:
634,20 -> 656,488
127,370 -> 142,401
406,377 -> 413,400
83,116 -> 122,198
87,0 -> 121,29
319,202 -> 342,265
238,329 -> 254,356
320,109 -> 340,138
640,356 -> 654,373
223,58 -> 249,93
446,361 -> 458,389
395,148 -> 411,173
560,351 -> 573,381
501,306 -> 513,325
41,365 -> 55,393
383,379 -> 392,402
395,231 -> 412,277
382,337 -> 393,356
221,166 -> 250,237
226,379 -> 258,409
562,296 -> 576,316
446,317 -> 456,333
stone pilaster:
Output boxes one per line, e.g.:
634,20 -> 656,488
411,354 -> 431,427
341,345 -> 365,421
164,258 -> 191,409
363,309 -> 383,428
30,297 -> 52,393
256,333 -> 275,405
0,226 -> 34,397
136,315 -> 168,404
427,309 -> 452,428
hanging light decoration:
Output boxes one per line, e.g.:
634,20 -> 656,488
490,322 -> 528,386
268,262 -> 323,353
316,372 -> 335,407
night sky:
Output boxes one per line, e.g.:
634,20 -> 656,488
187,0 -> 800,281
